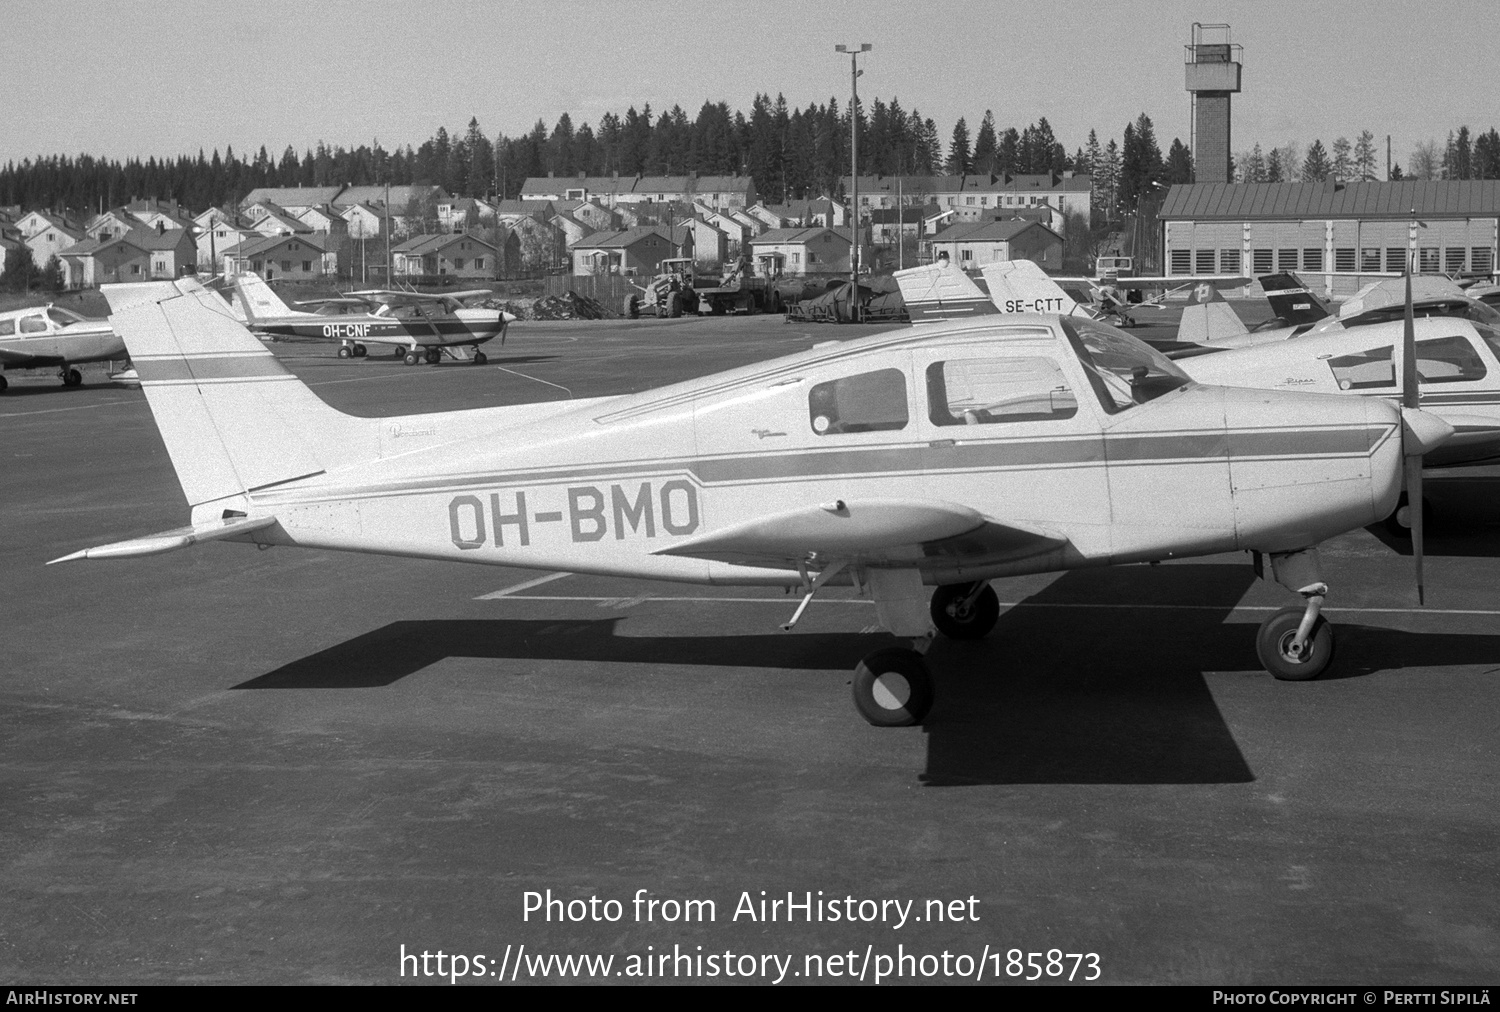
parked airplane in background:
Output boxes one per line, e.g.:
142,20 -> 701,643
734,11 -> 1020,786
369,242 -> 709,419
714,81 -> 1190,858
51,277 -> 1451,727
231,273 -> 513,365
1174,274 -> 1333,350
0,303 -> 126,391
974,260 -> 1250,330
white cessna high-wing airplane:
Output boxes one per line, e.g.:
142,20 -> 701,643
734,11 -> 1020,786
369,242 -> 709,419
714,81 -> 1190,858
50,278 -> 1451,726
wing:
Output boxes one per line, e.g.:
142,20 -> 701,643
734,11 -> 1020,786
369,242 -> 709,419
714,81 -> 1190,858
0,346 -> 65,368
653,499 -> 1066,569
1104,274 -> 1250,289
294,296 -> 379,309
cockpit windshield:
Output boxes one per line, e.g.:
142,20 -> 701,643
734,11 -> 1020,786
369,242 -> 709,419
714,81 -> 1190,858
45,307 -> 86,326
1059,316 -> 1191,413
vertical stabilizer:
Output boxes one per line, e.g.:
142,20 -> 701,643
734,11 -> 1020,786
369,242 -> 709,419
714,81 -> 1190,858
232,272 -> 310,322
103,280 -> 371,510
1177,282 -> 1250,344
1260,273 -> 1331,325
977,260 -> 1084,316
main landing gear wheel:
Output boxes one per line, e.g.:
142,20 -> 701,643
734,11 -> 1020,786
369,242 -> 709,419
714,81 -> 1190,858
425,347 -> 442,365
0,374 -> 8,392
61,367 -> 83,387
1256,606 -> 1335,682
473,351 -> 487,365
353,343 -> 368,358
403,351 -> 421,366
930,583 -> 999,640
852,647 -> 934,727
337,345 -> 353,359
394,346 -> 408,359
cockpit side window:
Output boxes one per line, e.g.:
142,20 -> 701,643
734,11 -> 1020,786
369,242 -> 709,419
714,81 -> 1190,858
1328,346 -> 1394,390
1415,334 -> 1487,384
927,357 -> 1077,425
808,368 -> 908,435
1059,317 -> 1191,413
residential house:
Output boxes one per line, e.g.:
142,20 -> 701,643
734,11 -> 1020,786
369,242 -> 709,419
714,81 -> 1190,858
555,199 -> 619,233
131,226 -> 197,278
59,234 -> 152,287
127,198 -> 193,232
195,219 -> 259,268
333,185 -> 450,211
549,211 -> 592,251
437,197 -> 499,233
340,201 -> 387,240
923,219 -> 1064,270
677,216 -> 728,268
391,233 -> 499,280
221,234 -> 337,281
253,209 -> 314,237
521,173 -> 757,210
492,199 -> 556,226
846,172 -> 1092,232
193,206 -> 236,231
571,226 -> 691,276
18,212 -> 83,267
293,204 -> 349,238
746,227 -> 872,277
85,208 -> 137,242
238,186 -> 345,215
0,236 -> 19,280
868,204 -> 941,246
504,213 -> 567,272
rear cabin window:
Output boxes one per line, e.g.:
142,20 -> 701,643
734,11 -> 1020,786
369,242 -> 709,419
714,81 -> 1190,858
19,315 -> 47,334
927,357 -> 1078,425
808,368 -> 908,435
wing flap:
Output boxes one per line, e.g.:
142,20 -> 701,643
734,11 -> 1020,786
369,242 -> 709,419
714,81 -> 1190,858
47,515 -> 278,564
654,499 -> 1065,569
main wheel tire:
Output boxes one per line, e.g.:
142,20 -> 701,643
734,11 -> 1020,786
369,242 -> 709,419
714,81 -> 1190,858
404,352 -> 421,366
473,351 -> 487,365
395,346 -> 408,359
930,583 -> 1000,640
63,368 -> 83,387
852,648 -> 934,727
337,346 -> 353,359
1256,606 -> 1335,681
0,374 -> 8,392
425,347 -> 442,364
666,292 -> 683,318
353,343 -> 368,358
623,294 -> 639,318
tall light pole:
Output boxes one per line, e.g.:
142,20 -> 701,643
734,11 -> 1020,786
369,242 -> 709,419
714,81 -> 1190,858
836,43 -> 871,321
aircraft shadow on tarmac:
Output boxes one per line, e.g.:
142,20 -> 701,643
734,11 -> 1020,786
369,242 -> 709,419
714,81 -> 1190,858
1365,475 -> 1500,557
234,564 -> 1500,787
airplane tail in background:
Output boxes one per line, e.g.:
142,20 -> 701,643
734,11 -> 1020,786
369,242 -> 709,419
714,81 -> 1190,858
102,280 -> 370,512
232,271 -> 309,322
1177,282 -> 1250,344
1259,273 -> 1331,325
976,261 -> 1083,317
892,262 -> 998,322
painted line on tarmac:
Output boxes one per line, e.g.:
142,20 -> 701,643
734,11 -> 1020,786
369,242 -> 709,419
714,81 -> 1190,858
480,594 -> 1500,617
475,572 -> 573,599
0,398 -> 141,417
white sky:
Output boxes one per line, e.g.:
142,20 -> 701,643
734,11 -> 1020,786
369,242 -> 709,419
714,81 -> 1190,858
5,0 -> 1493,172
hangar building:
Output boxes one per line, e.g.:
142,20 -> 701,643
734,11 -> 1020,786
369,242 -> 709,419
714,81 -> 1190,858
1159,180 -> 1500,296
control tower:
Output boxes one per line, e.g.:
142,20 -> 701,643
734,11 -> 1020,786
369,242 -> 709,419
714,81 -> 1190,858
1185,23 -> 1241,183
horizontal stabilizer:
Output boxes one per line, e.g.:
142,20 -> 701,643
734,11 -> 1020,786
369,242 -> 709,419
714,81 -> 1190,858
47,515 -> 277,564
892,263 -> 998,322
654,499 -> 1064,569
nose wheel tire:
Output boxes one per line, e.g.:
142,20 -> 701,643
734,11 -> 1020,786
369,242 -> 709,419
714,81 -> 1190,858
930,583 -> 1000,640
1383,493 -> 1434,540
473,351 -> 487,365
61,367 -> 83,387
1256,606 -> 1335,681
403,352 -> 421,366
337,346 -> 353,359
852,648 -> 934,727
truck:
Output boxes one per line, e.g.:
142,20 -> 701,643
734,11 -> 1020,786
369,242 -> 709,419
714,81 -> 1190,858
622,257 -> 784,319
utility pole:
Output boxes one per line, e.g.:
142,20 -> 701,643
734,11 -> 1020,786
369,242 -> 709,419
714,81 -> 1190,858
836,43 -> 871,322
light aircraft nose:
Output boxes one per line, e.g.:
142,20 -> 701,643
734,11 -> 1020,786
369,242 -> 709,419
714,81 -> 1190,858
455,307 -> 509,334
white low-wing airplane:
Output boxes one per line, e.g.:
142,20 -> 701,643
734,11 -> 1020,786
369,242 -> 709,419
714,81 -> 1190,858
0,303 -> 126,391
50,278 -> 1452,726
232,273 -> 512,364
